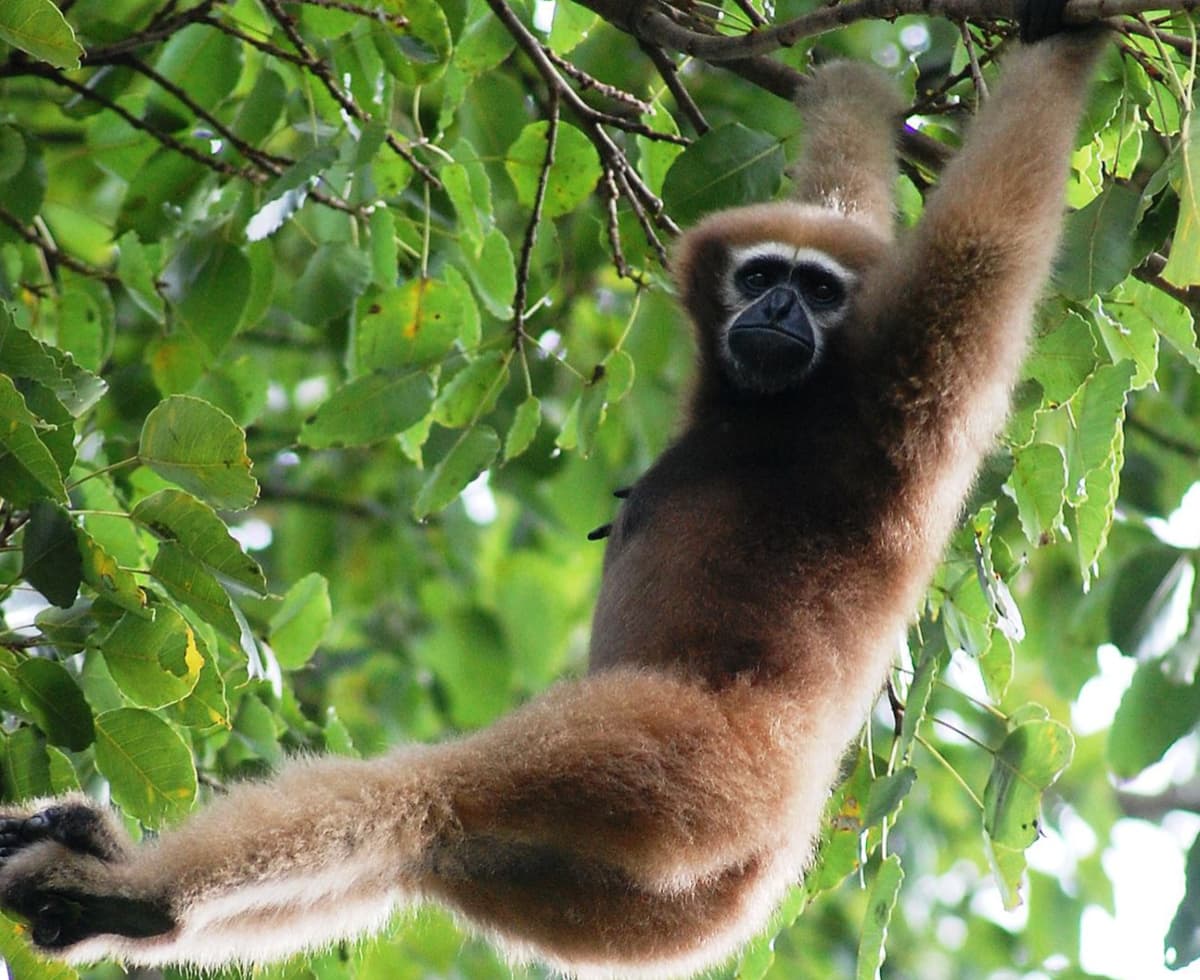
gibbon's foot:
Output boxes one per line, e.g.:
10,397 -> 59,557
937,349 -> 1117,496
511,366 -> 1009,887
0,803 -> 175,949
1020,0 -> 1074,42
0,804 -> 121,862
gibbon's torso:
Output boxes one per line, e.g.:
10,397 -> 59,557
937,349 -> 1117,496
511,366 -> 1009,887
589,341 -> 924,690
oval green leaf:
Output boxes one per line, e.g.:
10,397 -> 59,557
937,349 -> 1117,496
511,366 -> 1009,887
0,0 -> 83,69
413,425 -> 500,519
270,572 -> 332,670
132,488 -> 266,593
433,351 -> 509,428
982,717 -> 1074,849
139,395 -> 259,510
14,658 -> 94,752
94,708 -> 197,828
300,370 -> 435,449
662,124 -> 784,226
101,606 -> 204,708
22,499 -> 81,608
505,121 -> 602,219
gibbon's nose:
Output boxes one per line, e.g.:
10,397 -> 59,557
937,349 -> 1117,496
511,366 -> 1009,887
763,287 -> 798,322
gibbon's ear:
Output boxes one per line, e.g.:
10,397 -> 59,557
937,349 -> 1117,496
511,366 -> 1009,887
789,62 -> 905,239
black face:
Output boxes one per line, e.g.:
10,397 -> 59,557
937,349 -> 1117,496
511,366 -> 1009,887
724,255 -> 848,392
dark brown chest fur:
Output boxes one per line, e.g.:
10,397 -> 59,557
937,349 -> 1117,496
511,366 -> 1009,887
588,365 -> 911,688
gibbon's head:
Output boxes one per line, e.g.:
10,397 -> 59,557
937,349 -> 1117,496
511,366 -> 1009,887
673,203 -> 890,395
673,59 -> 902,395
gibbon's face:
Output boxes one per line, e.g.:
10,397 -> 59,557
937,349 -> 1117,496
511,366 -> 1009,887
718,243 -> 856,394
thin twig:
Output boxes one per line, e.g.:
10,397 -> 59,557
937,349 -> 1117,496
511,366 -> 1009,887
960,23 -> 990,103
641,42 -> 711,135
259,0 -> 441,188
544,47 -> 654,114
514,93 -> 560,334
0,204 -> 116,282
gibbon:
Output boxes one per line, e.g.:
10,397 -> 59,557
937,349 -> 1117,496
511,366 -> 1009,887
0,19 -> 1103,980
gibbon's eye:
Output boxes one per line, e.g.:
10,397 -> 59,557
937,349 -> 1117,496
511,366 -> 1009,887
803,271 -> 845,309
735,258 -> 787,298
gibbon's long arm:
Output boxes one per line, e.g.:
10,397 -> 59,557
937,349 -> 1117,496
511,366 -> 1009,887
860,31 -> 1105,491
0,670 -> 833,975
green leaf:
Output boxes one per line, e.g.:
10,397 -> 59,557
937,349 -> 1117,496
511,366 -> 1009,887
148,24 -> 241,120
505,122 -> 602,219
1164,110 -> 1200,287
150,540 -> 241,639
0,912 -> 80,980
117,150 -> 206,241
270,573 -> 332,670
165,653 -> 230,733
115,231 -> 165,319
370,0 -> 451,85
1165,832 -> 1200,970
1054,181 -> 1142,301
897,642 -> 942,763
1109,278 -> 1200,373
856,854 -> 903,980
369,207 -> 399,287
504,396 -> 541,462
101,606 -> 205,708
165,240 -> 252,357
94,708 -> 197,828
1025,308 -> 1097,404
14,658 -> 94,752
76,524 -> 148,616
984,836 -> 1027,911
5,727 -> 53,800
1090,296 -> 1158,389
0,0 -> 83,69
1109,659 -> 1200,778
662,124 -> 784,226
413,426 -> 500,519
139,395 -> 259,510
293,243 -> 372,326
132,489 -> 266,593
0,306 -> 107,416
983,716 -> 1074,849
355,279 -> 464,372
0,373 -> 67,505
863,766 -> 916,829
300,370 -> 435,448
21,500 -> 81,608
1005,442 -> 1067,545
461,228 -> 516,319
433,351 -> 509,428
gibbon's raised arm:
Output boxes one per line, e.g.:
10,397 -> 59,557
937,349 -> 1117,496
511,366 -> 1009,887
858,31 -> 1106,483
0,21 -> 1105,980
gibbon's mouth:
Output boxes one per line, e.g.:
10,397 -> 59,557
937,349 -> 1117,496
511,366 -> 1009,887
727,322 -> 815,373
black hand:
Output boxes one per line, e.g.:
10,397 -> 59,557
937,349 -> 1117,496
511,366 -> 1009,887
1020,0 -> 1071,42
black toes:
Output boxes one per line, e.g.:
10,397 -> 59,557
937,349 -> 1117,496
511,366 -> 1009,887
0,804 -> 118,865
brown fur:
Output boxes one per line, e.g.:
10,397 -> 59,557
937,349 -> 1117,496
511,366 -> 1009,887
0,33 -> 1104,978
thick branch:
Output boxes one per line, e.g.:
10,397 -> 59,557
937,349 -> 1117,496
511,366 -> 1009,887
577,0 -> 1187,63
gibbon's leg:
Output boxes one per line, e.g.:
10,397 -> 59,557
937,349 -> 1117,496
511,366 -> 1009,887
0,670 -> 823,971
